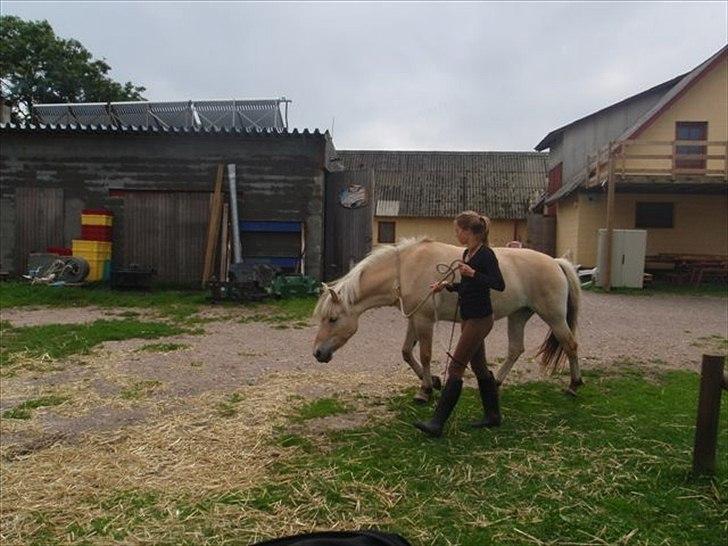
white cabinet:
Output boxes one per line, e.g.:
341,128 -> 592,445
596,229 -> 647,288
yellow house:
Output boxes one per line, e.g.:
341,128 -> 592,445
336,151 -> 546,248
534,45 -> 728,269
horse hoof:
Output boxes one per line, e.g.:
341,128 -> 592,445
563,387 -> 578,397
413,394 -> 430,405
432,376 -> 442,391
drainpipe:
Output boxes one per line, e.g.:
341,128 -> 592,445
227,163 -> 242,263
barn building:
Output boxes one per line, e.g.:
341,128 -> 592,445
0,99 -> 334,284
532,45 -> 728,271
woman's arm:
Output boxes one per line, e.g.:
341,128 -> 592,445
472,249 -> 505,291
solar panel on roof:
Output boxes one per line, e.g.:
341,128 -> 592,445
33,99 -> 288,130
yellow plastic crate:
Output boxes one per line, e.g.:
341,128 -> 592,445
72,240 -> 112,256
85,258 -> 110,282
81,214 -> 113,226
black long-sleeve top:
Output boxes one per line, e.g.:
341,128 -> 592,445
446,246 -> 505,319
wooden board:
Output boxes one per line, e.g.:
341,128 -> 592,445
219,203 -> 229,281
201,164 -> 224,286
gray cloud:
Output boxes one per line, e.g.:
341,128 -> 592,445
4,1 -> 727,150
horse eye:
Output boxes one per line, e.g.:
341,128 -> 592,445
329,317 -> 338,323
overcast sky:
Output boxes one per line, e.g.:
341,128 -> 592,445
3,1 -> 727,150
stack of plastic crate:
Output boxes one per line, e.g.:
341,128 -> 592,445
72,209 -> 113,282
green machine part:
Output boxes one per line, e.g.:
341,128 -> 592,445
267,275 -> 321,299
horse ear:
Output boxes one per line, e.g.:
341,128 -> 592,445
328,287 -> 341,304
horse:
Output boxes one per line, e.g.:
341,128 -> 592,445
312,238 -> 583,403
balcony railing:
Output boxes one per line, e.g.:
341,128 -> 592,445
586,139 -> 728,186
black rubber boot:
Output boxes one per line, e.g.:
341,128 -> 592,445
471,371 -> 502,428
413,377 -> 463,437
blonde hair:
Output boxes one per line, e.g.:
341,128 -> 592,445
455,210 -> 490,246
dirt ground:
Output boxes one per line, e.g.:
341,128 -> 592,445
1,290 -> 726,543
2,291 -> 726,441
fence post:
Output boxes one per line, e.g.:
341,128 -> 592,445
692,354 -> 725,475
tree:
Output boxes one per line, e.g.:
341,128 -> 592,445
0,16 -> 146,122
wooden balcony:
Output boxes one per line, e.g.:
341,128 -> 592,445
586,140 -> 728,186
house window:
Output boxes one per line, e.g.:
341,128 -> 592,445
675,122 -> 707,170
635,202 -> 674,228
377,221 -> 395,243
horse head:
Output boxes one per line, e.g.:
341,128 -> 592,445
312,283 -> 361,362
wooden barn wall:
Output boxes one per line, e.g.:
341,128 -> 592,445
0,131 -> 327,282
14,187 -> 65,273
121,191 -> 211,285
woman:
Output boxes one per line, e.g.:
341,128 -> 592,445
414,211 -> 506,437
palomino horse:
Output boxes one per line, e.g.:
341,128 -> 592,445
313,238 -> 583,402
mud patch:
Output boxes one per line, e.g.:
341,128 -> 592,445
2,431 -> 67,461
1,306 -> 156,328
39,405 -> 151,439
302,411 -> 371,433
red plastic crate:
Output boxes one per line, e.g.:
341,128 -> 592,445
46,246 -> 72,256
82,208 -> 113,216
81,225 -> 113,241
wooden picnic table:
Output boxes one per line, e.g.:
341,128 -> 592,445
646,254 -> 728,286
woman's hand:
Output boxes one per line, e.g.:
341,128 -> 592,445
430,280 -> 448,293
458,263 -> 475,278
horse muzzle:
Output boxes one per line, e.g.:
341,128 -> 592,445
314,347 -> 333,363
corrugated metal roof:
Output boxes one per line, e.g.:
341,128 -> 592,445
34,99 -> 286,130
617,45 -> 728,142
534,73 -> 685,151
0,122 -> 327,138
544,44 -> 728,205
337,151 -> 547,219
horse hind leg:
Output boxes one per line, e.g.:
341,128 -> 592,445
494,309 -> 533,386
549,320 -> 583,396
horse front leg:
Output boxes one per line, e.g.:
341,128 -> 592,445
494,309 -> 533,385
402,319 -> 425,402
412,317 -> 436,404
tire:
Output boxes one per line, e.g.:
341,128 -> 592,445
60,257 -> 90,283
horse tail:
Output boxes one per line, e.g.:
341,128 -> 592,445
536,258 -> 581,375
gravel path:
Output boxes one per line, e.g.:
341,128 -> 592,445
1,291 -> 726,443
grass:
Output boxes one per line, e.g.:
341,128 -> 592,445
585,280 -> 727,297
293,396 -> 350,422
0,319 -> 188,374
690,334 -> 728,355
216,393 -> 244,418
136,342 -> 189,353
120,380 -> 162,400
0,282 -> 208,310
239,296 -> 318,328
12,370 -> 728,544
0,281 -> 319,327
2,395 -> 68,420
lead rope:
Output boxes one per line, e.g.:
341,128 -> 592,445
393,250 -> 463,380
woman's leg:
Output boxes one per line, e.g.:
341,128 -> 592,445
468,318 -> 501,428
448,317 -> 493,379
415,318 -> 492,437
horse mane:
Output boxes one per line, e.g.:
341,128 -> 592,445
313,237 -> 432,318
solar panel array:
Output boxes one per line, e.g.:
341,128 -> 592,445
33,99 -> 286,130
